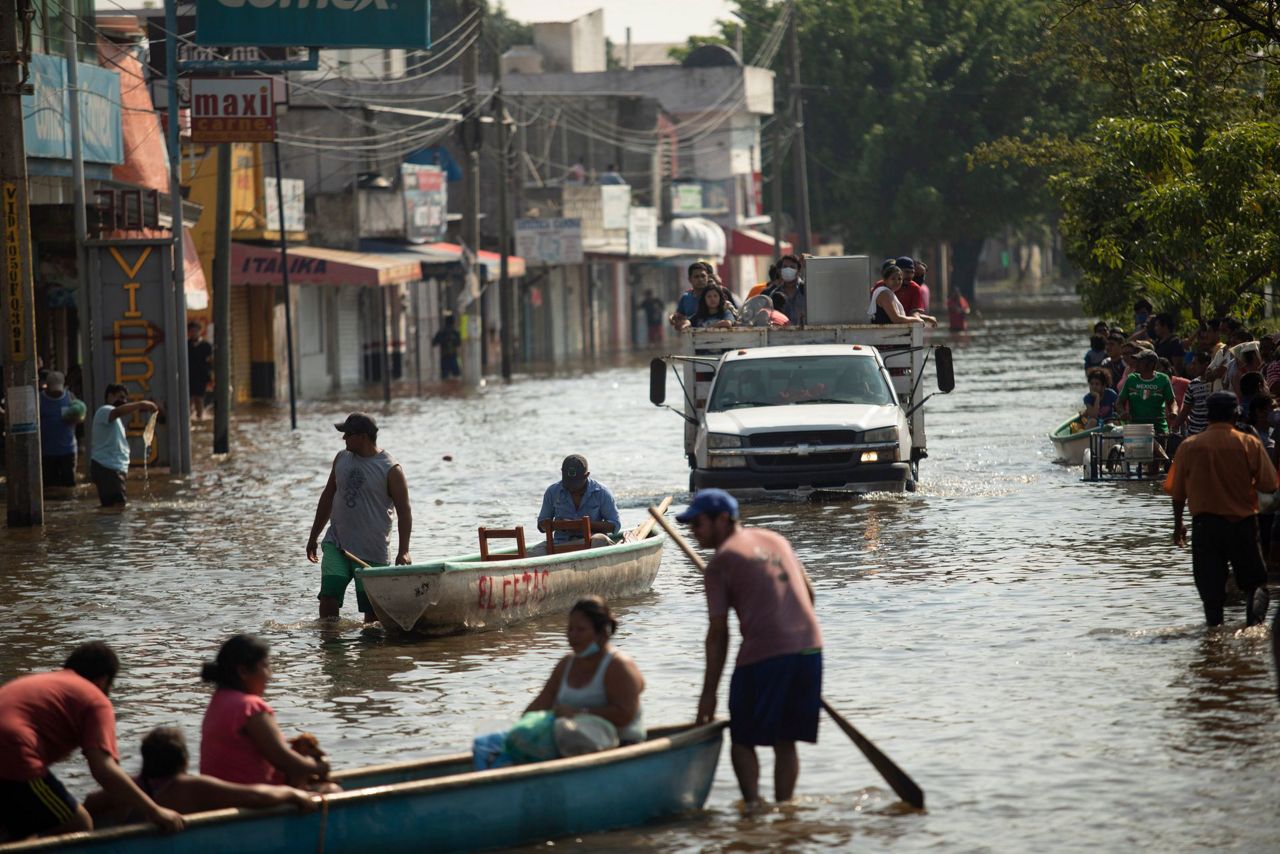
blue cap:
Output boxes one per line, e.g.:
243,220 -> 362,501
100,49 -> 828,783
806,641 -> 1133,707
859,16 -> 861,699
895,256 -> 915,270
675,489 -> 740,523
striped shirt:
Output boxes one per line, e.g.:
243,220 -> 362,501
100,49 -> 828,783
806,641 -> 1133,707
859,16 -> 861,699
1184,378 -> 1209,435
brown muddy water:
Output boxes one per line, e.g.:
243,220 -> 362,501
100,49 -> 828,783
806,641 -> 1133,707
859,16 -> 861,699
2,310 -> 1277,852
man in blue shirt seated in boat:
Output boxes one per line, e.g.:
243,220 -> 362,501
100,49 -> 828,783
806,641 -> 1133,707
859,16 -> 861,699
531,454 -> 621,554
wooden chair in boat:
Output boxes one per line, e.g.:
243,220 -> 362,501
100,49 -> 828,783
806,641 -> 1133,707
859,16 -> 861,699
478,526 -> 527,561
545,516 -> 593,555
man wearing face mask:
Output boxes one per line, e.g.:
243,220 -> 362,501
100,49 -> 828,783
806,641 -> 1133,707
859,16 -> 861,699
89,384 -> 159,508
766,255 -> 806,325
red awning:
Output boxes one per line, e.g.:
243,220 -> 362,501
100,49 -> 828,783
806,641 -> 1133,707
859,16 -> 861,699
418,242 -> 527,278
729,227 -> 791,257
232,243 -> 423,287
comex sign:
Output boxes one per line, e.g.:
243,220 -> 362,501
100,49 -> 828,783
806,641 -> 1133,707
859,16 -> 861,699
196,0 -> 430,49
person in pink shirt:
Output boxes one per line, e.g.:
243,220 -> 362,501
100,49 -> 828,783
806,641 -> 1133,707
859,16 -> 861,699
681,489 -> 824,811
199,635 -> 334,791
1158,358 -> 1189,409
913,259 -> 931,312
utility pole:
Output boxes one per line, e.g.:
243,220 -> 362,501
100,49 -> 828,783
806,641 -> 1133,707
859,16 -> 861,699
164,0 -> 191,475
771,118 -> 784,259
494,61 -> 513,381
460,0 -> 483,388
211,143 -> 231,454
0,0 -> 43,526
272,140 -> 298,429
786,0 -> 812,255
63,0 -> 93,441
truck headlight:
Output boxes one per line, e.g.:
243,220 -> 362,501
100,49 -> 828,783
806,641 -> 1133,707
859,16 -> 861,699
709,455 -> 747,468
862,427 -> 898,443
707,434 -> 743,448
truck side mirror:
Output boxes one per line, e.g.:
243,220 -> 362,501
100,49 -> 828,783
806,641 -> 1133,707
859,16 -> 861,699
935,346 -> 955,393
650,358 -> 666,406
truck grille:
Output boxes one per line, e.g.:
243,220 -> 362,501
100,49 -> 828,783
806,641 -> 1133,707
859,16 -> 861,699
747,430 -> 858,468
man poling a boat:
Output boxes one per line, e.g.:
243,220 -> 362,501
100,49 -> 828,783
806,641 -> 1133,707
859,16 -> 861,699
679,489 -> 824,811
305,413 -> 413,623
530,454 -> 621,554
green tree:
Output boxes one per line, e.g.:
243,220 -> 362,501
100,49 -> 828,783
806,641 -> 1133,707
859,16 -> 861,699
707,0 -> 1092,298
980,0 -> 1280,319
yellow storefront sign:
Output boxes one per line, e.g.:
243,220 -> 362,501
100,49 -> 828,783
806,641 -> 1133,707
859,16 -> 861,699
3,182 -> 27,360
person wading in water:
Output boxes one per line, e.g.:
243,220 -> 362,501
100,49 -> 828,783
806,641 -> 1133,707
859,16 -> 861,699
681,489 -> 824,812
305,413 -> 413,623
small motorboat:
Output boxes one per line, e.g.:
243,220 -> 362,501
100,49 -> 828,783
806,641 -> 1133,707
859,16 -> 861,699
1049,416 -> 1103,465
357,523 -> 665,636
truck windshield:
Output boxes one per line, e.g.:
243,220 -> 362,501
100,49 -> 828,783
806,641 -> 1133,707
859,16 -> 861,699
707,356 -> 897,411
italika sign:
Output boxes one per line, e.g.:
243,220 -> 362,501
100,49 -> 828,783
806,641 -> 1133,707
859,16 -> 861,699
195,0 -> 431,49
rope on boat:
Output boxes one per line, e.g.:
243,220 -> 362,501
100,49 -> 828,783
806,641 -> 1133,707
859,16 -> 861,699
316,794 -> 330,854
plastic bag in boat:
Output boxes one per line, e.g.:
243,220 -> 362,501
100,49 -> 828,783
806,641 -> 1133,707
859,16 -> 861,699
503,711 -> 559,763
553,714 -> 619,756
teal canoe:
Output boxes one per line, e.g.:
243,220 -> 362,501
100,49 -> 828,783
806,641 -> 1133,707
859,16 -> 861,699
0,722 -> 726,854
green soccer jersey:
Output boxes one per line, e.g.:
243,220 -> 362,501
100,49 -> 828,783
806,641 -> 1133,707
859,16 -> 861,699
1120,371 -> 1174,432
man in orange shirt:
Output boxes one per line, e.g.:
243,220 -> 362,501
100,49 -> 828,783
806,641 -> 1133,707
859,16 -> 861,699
1166,391 -> 1277,626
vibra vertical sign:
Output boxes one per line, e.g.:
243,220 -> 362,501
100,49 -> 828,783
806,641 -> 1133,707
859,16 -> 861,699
195,0 -> 431,49
91,243 -> 175,467
3,183 -> 30,360
190,79 -> 278,143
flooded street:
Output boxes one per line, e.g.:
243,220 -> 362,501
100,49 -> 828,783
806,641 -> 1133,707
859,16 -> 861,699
3,306 -> 1278,852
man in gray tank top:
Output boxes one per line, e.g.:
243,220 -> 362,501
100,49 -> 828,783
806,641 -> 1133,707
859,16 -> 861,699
306,413 -> 413,623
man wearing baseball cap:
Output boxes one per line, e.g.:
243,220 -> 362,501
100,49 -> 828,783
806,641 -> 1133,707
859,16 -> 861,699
1118,349 -> 1177,435
1166,391 -> 1276,626
306,412 -> 413,623
533,454 -> 620,552
894,256 -> 925,317
680,489 -> 823,810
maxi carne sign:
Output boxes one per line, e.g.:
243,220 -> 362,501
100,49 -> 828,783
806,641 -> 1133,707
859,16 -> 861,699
195,0 -> 431,49
190,78 -> 277,143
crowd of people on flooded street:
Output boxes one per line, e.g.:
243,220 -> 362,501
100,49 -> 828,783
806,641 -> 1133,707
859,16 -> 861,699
1071,301 -> 1280,637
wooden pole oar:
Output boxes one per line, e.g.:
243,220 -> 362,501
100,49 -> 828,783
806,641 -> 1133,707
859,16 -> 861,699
342,550 -> 371,568
646,505 -> 926,810
627,495 -> 672,541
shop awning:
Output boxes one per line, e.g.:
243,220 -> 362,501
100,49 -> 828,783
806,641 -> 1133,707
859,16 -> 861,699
661,217 -> 726,263
730,227 -> 791,257
232,243 -> 422,287
364,241 -> 526,279
581,238 -> 702,260
183,229 -> 209,311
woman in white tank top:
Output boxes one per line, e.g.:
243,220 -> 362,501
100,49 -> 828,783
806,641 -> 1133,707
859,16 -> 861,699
524,596 -> 646,744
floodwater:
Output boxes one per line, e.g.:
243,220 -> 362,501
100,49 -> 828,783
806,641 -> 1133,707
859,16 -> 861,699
2,304 -> 1278,852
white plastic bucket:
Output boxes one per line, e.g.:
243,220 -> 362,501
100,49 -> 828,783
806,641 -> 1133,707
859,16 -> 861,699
1122,423 -> 1155,462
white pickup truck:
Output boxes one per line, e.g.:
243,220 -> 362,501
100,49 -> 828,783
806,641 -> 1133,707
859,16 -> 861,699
650,324 -> 953,495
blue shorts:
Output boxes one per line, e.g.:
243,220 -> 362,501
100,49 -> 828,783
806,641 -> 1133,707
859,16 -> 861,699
728,650 -> 822,746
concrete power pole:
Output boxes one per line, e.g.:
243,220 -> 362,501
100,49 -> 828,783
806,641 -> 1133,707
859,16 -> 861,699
786,0 -> 812,255
460,0 -> 483,388
0,0 -> 44,526
494,74 -> 514,381
211,143 -> 232,454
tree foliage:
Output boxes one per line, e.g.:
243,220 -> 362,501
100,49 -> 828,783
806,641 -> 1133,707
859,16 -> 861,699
980,0 -> 1280,319
707,0 -> 1091,294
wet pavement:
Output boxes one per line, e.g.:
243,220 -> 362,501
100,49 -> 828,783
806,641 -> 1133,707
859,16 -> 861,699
2,306 -> 1278,851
